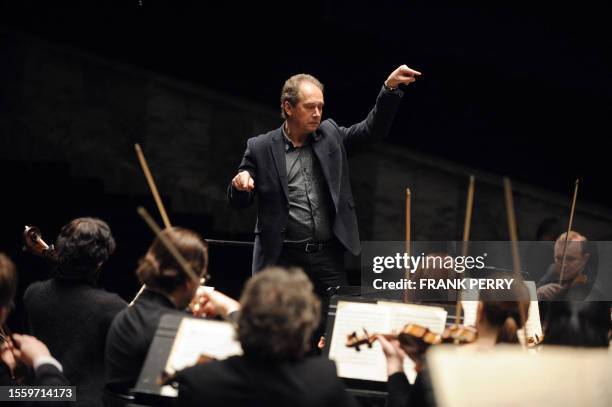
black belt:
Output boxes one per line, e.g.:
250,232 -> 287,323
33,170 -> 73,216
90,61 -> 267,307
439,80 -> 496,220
283,240 -> 335,253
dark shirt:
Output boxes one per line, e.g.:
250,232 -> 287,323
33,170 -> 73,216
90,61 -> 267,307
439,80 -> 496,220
24,278 -> 126,407
282,128 -> 334,243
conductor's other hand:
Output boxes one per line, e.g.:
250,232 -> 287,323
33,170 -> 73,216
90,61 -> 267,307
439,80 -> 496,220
232,171 -> 255,192
385,64 -> 422,89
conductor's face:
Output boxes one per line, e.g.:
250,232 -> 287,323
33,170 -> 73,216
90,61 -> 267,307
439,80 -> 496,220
285,81 -> 324,134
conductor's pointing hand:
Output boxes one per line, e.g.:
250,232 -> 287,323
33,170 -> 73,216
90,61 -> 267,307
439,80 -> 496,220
232,170 -> 255,192
385,64 -> 422,89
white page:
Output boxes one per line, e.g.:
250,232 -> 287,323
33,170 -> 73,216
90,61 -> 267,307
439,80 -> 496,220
379,301 -> 448,384
329,301 -> 448,383
461,301 -> 479,327
165,318 -> 242,374
377,301 -> 448,334
518,281 -> 543,344
328,301 -> 391,382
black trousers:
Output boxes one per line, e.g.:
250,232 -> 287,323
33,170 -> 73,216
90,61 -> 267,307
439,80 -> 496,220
277,241 -> 348,352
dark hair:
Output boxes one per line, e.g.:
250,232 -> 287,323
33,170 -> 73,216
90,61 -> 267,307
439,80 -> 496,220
544,301 -> 610,348
0,253 -> 17,308
280,74 -> 324,119
237,267 -> 320,361
535,217 -> 562,241
478,273 -> 531,344
136,227 -> 208,294
55,217 -> 116,283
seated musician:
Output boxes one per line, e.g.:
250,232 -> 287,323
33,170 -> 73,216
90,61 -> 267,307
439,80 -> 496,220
543,301 -> 610,348
379,274 -> 529,407
104,226 -> 239,393
0,253 -> 68,387
537,231 -> 603,301
23,218 -> 126,405
175,267 -> 358,407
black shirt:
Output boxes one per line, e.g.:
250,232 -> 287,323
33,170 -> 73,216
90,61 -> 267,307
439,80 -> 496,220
282,127 -> 334,243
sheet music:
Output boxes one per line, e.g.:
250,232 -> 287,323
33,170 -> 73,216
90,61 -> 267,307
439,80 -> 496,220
328,301 -> 390,381
462,281 -> 543,343
518,281 -> 543,343
378,301 -> 447,334
461,301 -> 479,327
165,318 -> 242,374
328,301 -> 448,383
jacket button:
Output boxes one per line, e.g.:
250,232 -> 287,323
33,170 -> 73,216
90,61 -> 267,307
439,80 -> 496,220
281,227 -> 286,233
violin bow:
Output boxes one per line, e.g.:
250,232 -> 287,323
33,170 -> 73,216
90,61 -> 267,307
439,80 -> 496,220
131,143 -> 173,305
503,177 -> 528,342
558,179 -> 580,284
403,188 -> 411,303
137,206 -> 199,284
455,175 -> 475,326
135,143 -> 172,229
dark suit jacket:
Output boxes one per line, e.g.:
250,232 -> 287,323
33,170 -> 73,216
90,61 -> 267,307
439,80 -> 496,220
175,355 -> 358,407
228,86 -> 404,273
104,289 -> 186,391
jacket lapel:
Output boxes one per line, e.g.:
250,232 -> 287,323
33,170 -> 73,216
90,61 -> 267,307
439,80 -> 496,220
269,127 -> 289,202
311,129 -> 341,210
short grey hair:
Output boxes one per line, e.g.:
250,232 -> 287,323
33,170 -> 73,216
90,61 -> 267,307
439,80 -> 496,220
237,266 -> 321,361
280,74 -> 324,119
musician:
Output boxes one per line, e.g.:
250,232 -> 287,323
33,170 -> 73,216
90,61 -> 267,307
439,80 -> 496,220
23,218 -> 125,405
105,227 -> 239,393
379,274 -> 529,407
0,253 -> 68,387
175,267 -> 358,407
543,301 -> 610,348
537,231 -> 603,301
227,66 -> 421,301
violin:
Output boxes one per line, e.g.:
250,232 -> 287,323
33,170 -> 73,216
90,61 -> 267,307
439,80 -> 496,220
23,226 -> 57,261
346,323 -> 478,353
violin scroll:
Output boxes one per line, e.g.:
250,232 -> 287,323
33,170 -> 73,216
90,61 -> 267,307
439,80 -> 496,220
23,226 -> 56,261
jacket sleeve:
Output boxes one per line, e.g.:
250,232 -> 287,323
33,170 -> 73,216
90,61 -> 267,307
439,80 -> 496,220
333,86 -> 404,155
35,363 -> 69,386
386,371 -> 411,407
227,137 -> 257,209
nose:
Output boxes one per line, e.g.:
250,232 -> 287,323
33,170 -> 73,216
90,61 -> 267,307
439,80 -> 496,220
314,107 -> 321,117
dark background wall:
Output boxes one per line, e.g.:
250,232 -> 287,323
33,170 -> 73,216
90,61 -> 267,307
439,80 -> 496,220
0,1 -> 611,330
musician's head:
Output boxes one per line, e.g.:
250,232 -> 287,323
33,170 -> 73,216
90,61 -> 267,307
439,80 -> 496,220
544,301 -> 610,348
55,217 -> 116,284
553,231 -> 589,281
136,227 -> 208,309
0,253 -> 17,325
280,74 -> 324,136
237,267 -> 320,361
477,273 -> 530,343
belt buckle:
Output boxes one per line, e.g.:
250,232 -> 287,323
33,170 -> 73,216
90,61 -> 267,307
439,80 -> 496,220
305,243 -> 322,253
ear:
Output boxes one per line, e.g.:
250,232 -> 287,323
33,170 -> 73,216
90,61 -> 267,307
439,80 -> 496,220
584,253 -> 591,262
283,100 -> 293,118
0,306 -> 8,326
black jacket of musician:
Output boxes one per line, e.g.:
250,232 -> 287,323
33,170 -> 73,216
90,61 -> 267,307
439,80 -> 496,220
228,86 -> 404,273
